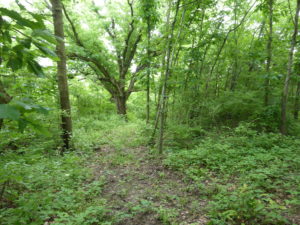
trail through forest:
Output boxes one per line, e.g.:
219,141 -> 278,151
90,146 -> 208,225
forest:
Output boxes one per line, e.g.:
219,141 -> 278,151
0,0 -> 300,224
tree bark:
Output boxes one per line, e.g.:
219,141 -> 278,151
294,79 -> 300,119
115,95 -> 127,115
51,0 -> 72,151
158,0 -> 181,154
146,24 -> 151,124
264,0 -> 273,106
230,0 -> 239,91
280,0 -> 300,135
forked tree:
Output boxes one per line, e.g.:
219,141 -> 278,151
63,0 -> 157,116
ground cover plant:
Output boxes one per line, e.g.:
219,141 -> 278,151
164,123 -> 300,224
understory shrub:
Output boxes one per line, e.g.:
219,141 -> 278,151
164,123 -> 205,149
72,114 -> 149,151
0,138 -> 110,225
164,123 -> 300,224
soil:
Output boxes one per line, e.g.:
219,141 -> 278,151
89,145 -> 208,225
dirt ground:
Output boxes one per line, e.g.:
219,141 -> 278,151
90,146 -> 208,225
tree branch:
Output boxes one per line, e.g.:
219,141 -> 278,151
126,62 -> 150,96
122,33 -> 142,78
68,53 -> 120,93
122,0 -> 135,69
288,0 -> 296,27
209,1 -> 256,77
62,3 -> 84,47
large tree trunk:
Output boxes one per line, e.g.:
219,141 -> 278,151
115,95 -> 127,115
51,0 -> 72,151
280,0 -> 300,135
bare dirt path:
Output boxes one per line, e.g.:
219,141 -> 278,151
90,146 -> 208,225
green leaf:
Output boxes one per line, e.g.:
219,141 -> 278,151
0,104 -> 21,120
16,0 -> 26,10
13,100 -> 50,114
23,117 -> 51,136
29,13 -> 46,29
27,59 -> 45,77
0,8 -> 42,29
3,31 -> 12,43
19,38 -> 32,49
32,29 -> 57,44
18,118 -> 28,132
12,44 -> 25,53
7,55 -> 23,71
33,41 -> 58,59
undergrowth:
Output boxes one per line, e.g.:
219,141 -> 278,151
164,123 -> 300,224
0,129 -> 111,225
0,149 -> 110,224
1,113 -> 299,225
73,114 -> 149,152
0,114 -> 149,225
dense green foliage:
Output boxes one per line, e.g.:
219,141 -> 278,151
1,0 -> 300,224
165,123 -> 300,224
0,111 -> 148,224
